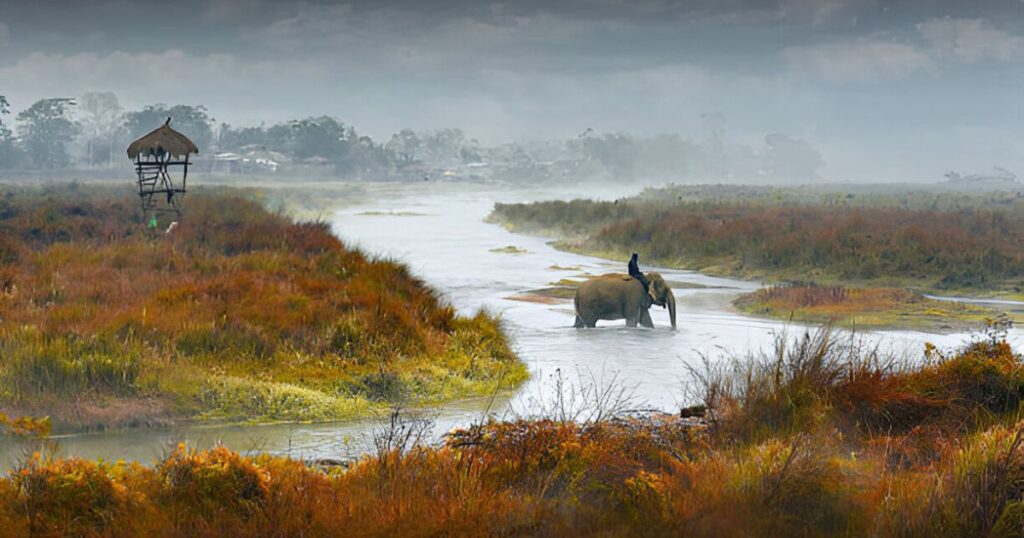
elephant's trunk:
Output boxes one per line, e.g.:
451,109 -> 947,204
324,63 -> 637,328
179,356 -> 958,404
667,291 -> 677,329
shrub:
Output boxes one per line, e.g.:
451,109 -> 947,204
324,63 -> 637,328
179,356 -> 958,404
835,339 -> 1024,433
13,453 -> 125,536
157,444 -> 269,529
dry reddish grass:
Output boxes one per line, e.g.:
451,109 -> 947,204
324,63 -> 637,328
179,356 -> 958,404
2,331 -> 1023,536
734,284 -> 994,330
743,285 -> 911,310
0,192 -> 450,358
493,199 -> 1024,290
0,186 -> 525,427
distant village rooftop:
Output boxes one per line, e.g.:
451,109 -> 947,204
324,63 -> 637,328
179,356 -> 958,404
944,167 -> 1018,184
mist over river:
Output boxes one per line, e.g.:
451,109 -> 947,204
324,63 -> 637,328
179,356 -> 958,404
2,185 -> 1020,467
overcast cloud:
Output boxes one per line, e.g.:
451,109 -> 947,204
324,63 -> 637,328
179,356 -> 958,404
1,0 -> 1022,181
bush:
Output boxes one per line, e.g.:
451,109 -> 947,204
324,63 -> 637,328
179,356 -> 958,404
693,328 -> 1024,442
13,454 -> 125,536
158,444 -> 269,527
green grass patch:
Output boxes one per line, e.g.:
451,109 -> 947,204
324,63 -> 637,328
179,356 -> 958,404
357,211 -> 427,216
734,285 -> 999,332
489,245 -> 528,255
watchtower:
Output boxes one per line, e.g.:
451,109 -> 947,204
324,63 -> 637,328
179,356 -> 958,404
126,118 -> 198,229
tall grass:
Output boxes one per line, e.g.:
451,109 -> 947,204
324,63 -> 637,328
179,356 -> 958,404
0,329 -> 144,400
692,327 -> 1024,440
491,195 -> 1024,290
2,332 -> 1024,535
0,186 -> 526,427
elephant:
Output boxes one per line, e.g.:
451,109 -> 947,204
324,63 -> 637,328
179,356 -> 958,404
573,272 -> 676,329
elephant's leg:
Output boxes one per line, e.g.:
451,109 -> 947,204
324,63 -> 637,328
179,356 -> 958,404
574,315 -> 585,328
625,316 -> 638,328
639,309 -> 654,328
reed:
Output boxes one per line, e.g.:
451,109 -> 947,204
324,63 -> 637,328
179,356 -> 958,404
0,185 -> 526,428
2,332 -> 1023,536
491,196 -> 1024,292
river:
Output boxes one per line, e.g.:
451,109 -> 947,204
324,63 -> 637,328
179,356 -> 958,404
1,185 -> 1018,467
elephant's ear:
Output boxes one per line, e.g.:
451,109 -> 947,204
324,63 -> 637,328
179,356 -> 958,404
648,288 -> 658,303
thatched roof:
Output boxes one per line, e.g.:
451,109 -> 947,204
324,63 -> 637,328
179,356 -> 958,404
126,118 -> 199,159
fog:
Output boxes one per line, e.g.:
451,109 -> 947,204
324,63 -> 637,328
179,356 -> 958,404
1,0 -> 1023,182
2,0 -> 1024,472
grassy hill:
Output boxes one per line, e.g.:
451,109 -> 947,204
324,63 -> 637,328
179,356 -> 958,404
0,184 -> 526,430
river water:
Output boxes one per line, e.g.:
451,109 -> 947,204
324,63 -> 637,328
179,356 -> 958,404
1,185 -> 1019,467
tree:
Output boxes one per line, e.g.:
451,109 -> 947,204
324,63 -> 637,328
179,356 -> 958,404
345,132 -> 393,175
278,116 -> 348,161
422,128 -> 467,167
263,117 -> 398,177
637,134 -> 694,178
217,123 -> 268,151
76,92 -> 122,168
386,129 -> 422,165
123,104 -> 213,152
762,133 -> 823,182
569,132 -> 640,180
0,96 -> 21,168
17,98 -> 79,169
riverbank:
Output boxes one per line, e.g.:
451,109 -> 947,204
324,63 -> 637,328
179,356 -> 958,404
0,185 -> 527,432
5,330 -> 1024,536
733,285 -> 998,333
488,185 -> 1024,297
488,185 -> 1024,328
0,182 -> 1006,473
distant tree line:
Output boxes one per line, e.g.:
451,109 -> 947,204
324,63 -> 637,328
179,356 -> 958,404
0,92 -> 499,178
0,92 -> 826,182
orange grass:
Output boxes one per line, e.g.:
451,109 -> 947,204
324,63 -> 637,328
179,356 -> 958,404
492,199 -> 1024,291
0,185 -> 525,428
734,284 -> 995,330
1,331 -> 1022,536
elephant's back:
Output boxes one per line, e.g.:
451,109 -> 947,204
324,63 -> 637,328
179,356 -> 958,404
589,272 -> 633,283
577,274 -> 630,294
575,273 -> 642,316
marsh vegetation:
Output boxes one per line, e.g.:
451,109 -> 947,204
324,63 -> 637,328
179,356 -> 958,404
734,285 -> 997,332
490,183 -> 1024,327
4,328 -> 1024,536
0,185 -> 526,431
0,181 -> 1020,537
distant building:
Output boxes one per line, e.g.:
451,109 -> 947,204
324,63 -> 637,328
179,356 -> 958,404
198,148 -> 286,175
209,152 -> 242,174
944,167 -> 1018,185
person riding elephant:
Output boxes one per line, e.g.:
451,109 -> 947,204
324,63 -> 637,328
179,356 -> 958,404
573,265 -> 676,329
628,252 -> 650,294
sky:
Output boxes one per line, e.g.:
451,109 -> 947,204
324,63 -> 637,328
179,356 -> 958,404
1,0 -> 1023,181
